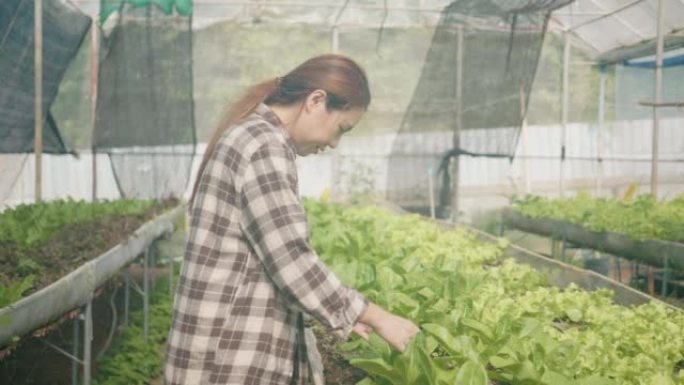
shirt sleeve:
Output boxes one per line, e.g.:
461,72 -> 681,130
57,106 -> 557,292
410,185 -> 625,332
239,141 -> 368,338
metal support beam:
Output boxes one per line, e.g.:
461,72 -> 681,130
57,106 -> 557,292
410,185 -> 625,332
639,101 -> 684,107
169,253 -> 175,297
519,87 -> 530,195
551,239 -> 560,259
560,238 -> 567,262
428,168 -> 436,219
560,32 -> 570,197
83,298 -> 93,385
662,256 -> 670,296
124,270 -> 131,326
91,18 -> 99,203
596,66 -> 605,195
34,0 -> 43,202
652,0 -> 665,197
143,247 -> 150,343
72,319 -> 79,385
451,25 -> 463,223
41,339 -> 85,365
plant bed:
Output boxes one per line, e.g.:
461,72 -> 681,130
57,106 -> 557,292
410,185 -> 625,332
0,198 -> 183,350
510,193 -> 684,244
304,199 -> 684,385
0,198 -> 179,300
502,208 -> 684,271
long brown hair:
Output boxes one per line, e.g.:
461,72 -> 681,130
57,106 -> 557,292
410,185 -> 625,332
190,54 -> 371,206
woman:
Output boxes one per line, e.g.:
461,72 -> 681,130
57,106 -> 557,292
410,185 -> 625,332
165,54 -> 419,385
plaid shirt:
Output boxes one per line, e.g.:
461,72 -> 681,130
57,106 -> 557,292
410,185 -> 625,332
165,103 -> 368,385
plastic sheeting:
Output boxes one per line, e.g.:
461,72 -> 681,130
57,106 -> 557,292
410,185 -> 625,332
552,0 -> 684,62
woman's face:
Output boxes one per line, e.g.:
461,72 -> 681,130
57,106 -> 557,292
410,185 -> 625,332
291,90 -> 364,156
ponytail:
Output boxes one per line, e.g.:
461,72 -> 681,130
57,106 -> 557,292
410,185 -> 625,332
189,78 -> 279,207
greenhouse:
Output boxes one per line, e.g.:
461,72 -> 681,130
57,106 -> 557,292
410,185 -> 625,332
0,0 -> 683,384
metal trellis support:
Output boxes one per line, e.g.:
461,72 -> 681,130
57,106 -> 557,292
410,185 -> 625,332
124,246 -> 152,342
39,296 -> 94,385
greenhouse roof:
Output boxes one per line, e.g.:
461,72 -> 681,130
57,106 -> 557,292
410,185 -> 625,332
71,0 -> 684,62
550,0 -> 684,63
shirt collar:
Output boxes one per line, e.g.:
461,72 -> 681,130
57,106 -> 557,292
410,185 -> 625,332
255,103 -> 298,155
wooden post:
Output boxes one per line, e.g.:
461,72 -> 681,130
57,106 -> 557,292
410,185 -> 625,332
451,25 -> 463,222
34,0 -> 43,202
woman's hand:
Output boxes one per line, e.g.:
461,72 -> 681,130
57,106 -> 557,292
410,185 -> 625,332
352,322 -> 373,341
358,303 -> 419,353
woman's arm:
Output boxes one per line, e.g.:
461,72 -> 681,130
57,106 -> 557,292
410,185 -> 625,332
241,139 -> 419,350
240,141 -> 368,338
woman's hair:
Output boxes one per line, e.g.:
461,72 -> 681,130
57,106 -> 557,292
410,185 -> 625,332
190,54 -> 371,206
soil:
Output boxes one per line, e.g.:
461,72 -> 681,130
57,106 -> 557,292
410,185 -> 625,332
312,322 -> 366,385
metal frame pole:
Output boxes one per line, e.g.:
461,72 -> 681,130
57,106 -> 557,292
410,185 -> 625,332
651,0 -> 665,197
596,66 -> 606,195
428,168 -> 435,219
124,270 -> 130,326
451,25 -> 463,222
143,247 -> 150,342
328,3 -> 344,199
91,17 -> 99,202
560,32 -> 570,197
519,87 -> 530,195
34,0 -> 43,202
662,256 -> 670,297
72,318 -> 79,385
83,298 -> 93,385
169,243 -> 175,296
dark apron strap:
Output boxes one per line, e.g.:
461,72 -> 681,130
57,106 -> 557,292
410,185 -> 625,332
289,313 -> 305,385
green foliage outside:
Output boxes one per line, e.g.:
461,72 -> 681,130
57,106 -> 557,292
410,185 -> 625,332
305,199 -> 684,385
513,193 -> 684,242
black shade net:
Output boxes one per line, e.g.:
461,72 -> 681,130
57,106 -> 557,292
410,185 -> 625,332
94,3 -> 195,200
0,0 -> 90,154
386,0 -> 571,216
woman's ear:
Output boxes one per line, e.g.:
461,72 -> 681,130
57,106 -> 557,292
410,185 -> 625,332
305,89 -> 328,111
